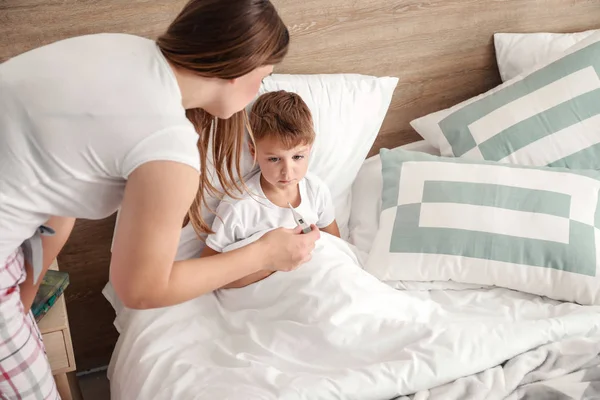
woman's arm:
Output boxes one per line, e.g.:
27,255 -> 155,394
110,161 -> 319,309
200,246 -> 274,289
321,220 -> 341,238
20,216 -> 76,312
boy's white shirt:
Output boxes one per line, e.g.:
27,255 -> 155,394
206,171 -> 336,252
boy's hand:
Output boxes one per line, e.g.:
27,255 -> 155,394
259,224 -> 320,272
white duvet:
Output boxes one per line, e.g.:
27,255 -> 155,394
107,232 -> 600,399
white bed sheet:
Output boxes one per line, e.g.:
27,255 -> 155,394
106,231 -> 600,399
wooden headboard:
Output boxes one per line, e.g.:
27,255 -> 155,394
2,0 -> 599,370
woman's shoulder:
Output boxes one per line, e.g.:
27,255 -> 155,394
1,33 -> 163,98
3,33 -> 152,65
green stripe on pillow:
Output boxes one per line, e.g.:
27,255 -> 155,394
422,181 -> 571,218
389,203 -> 596,276
477,89 -> 600,161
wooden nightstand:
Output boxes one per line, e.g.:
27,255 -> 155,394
38,260 -> 79,399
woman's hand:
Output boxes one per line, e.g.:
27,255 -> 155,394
259,225 -> 320,272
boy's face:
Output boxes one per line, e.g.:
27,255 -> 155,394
251,136 -> 311,190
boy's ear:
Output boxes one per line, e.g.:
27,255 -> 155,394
249,142 -> 256,158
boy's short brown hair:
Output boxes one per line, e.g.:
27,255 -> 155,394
249,90 -> 315,148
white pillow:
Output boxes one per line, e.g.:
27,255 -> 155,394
367,147 -> 600,305
494,30 -> 598,82
348,140 -> 439,255
255,74 -> 398,239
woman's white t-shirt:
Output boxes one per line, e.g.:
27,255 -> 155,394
206,172 -> 336,252
0,33 -> 200,263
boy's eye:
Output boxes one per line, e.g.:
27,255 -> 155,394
293,155 -> 305,161
268,157 -> 280,162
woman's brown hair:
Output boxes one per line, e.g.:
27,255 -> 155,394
157,0 -> 289,236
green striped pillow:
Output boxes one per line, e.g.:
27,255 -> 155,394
410,31 -> 600,169
365,147 -> 600,305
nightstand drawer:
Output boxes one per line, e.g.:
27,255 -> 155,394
43,330 -> 70,373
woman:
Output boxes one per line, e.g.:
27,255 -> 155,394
0,0 -> 320,398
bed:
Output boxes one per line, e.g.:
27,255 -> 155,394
102,137 -> 600,400
103,142 -> 600,400
4,0 -> 600,398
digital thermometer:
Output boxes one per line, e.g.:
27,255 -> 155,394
288,202 -> 312,234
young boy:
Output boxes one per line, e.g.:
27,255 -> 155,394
201,90 -> 340,288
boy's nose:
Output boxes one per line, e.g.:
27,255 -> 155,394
281,161 -> 292,176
